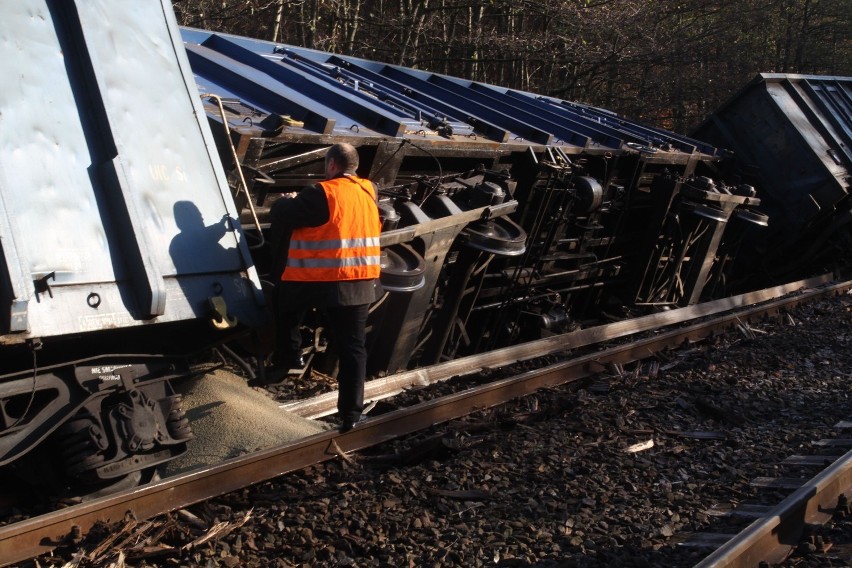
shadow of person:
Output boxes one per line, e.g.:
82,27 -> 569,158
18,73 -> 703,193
168,200 -> 253,333
169,200 -> 239,275
168,201 -> 270,369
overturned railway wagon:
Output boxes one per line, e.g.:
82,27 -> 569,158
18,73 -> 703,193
182,29 -> 847,375
0,0 -> 850,489
693,73 -> 852,286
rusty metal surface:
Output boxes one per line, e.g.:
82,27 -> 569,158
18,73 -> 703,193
0,277 -> 850,567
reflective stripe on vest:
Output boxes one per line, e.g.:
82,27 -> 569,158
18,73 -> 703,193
282,176 -> 382,282
289,237 -> 382,251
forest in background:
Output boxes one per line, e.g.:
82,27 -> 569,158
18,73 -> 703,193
173,0 -> 851,133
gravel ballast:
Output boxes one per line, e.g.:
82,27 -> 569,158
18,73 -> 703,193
29,290 -> 852,567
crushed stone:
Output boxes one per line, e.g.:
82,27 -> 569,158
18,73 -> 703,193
162,369 -> 332,477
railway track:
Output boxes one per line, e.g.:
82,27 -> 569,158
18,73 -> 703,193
693,440 -> 852,567
0,276 -> 850,567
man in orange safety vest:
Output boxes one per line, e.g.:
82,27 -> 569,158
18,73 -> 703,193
268,143 -> 382,432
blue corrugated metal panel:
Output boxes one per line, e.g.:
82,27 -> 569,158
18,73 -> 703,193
200,34 -> 409,137
271,54 -> 425,132
317,54 -> 506,141
501,90 -> 708,155
429,77 -> 621,148
475,86 -> 638,149
278,52 -> 479,139
179,27 -> 730,156
555,97 -> 719,156
185,43 -> 338,134
376,66 -> 557,145
0,0 -> 264,339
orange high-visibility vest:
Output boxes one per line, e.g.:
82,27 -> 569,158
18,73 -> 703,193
282,175 -> 382,282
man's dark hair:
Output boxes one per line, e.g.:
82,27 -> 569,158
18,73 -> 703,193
326,143 -> 359,174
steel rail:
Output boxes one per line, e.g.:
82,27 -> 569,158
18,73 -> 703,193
282,274 -> 847,419
695,448 -> 852,567
0,278 -> 849,566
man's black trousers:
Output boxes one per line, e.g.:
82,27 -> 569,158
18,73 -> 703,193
279,304 -> 368,423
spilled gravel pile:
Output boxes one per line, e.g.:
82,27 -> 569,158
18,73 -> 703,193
163,369 -> 332,477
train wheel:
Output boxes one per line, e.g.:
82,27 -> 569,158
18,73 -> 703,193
78,467 -> 161,502
47,414 -> 164,500
56,416 -> 107,478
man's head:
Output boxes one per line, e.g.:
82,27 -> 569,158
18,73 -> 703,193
325,143 -> 359,179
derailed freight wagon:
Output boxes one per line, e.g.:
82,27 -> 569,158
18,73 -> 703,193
181,28 -> 769,376
693,73 -> 852,288
0,2 -> 266,489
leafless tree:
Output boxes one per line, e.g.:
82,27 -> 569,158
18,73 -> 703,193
172,0 -> 851,132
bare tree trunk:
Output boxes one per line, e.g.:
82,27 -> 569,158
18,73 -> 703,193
398,0 -> 429,66
345,0 -> 362,53
794,0 -> 813,69
309,0 -> 319,49
271,0 -> 284,42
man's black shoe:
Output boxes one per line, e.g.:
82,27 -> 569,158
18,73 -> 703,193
288,356 -> 306,370
269,355 -> 305,371
261,355 -> 306,384
339,415 -> 366,433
